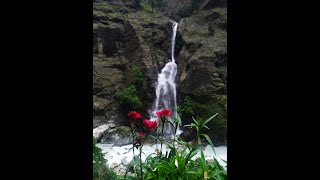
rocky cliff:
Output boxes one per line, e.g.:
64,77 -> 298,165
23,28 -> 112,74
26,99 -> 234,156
93,0 -> 227,145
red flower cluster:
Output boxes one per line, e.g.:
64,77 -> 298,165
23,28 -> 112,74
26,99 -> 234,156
156,109 -> 172,117
143,120 -> 158,131
128,111 -> 143,119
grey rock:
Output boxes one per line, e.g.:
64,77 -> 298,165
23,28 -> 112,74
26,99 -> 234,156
93,124 -> 110,141
100,126 -> 132,146
121,156 -> 128,165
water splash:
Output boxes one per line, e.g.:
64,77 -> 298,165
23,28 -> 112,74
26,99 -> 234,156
150,22 -> 181,137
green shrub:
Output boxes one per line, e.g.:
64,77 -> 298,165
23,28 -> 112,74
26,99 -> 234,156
178,0 -> 201,18
117,85 -> 143,111
118,66 -> 146,112
131,66 -> 144,88
179,4 -> 194,18
183,96 -> 200,115
182,92 -> 227,145
154,0 -> 167,11
93,137 -> 117,180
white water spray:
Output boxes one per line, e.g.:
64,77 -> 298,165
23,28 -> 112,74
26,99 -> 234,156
151,22 -> 181,137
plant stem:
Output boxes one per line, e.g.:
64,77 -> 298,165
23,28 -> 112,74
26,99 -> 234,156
160,119 -> 164,154
172,117 -> 177,147
131,126 -> 135,162
140,145 -> 143,180
130,124 -> 138,179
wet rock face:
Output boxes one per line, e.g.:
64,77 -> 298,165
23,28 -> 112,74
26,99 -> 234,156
202,0 -> 227,9
93,9 -> 132,124
177,6 -> 227,97
181,57 -> 226,95
105,0 -> 140,8
174,4 -> 227,145
93,14 -> 126,57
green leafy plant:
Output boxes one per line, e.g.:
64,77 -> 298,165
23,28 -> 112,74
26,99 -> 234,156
93,137 -> 117,180
103,110 -> 226,180
117,85 -> 143,111
131,66 -> 145,89
141,113 -> 227,180
182,93 -> 227,145
185,114 -> 218,156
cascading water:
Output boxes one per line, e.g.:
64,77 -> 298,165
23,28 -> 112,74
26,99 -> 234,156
150,22 -> 181,137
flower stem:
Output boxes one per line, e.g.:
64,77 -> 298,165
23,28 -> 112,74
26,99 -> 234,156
172,121 -> 176,147
131,125 -> 135,162
130,124 -> 137,179
160,119 -> 164,154
140,144 -> 143,179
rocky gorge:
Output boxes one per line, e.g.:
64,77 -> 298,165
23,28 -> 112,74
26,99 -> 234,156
93,0 -> 227,146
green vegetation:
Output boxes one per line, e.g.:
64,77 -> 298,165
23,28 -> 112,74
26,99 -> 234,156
179,0 -> 201,18
182,91 -> 227,144
131,66 -> 144,88
179,4 -> 194,18
122,113 -> 227,180
93,137 -> 117,180
116,66 -> 146,112
117,85 -> 143,111
145,0 -> 167,13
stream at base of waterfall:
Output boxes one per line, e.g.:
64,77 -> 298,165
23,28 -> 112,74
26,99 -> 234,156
96,143 -> 227,175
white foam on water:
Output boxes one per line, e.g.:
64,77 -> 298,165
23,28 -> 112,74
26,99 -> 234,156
96,143 -> 227,169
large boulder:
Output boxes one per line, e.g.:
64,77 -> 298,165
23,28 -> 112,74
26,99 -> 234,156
93,124 -> 110,141
100,126 -> 132,146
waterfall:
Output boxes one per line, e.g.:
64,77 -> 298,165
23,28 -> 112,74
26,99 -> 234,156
150,22 -> 181,137
171,22 -> 178,63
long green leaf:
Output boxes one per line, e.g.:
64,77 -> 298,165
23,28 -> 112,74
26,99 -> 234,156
203,113 -> 218,126
192,116 -> 199,125
176,137 -> 189,148
188,148 -> 199,160
201,134 -> 216,157
157,164 -> 176,175
221,158 -> 227,164
150,135 -> 161,141
166,120 -> 176,130
200,150 -> 205,163
203,125 -> 210,130
174,115 -> 182,124
144,175 -> 155,180
184,123 -> 196,128
186,171 -> 198,175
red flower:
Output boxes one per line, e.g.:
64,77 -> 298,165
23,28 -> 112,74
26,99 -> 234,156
138,131 -> 143,139
156,109 -> 172,117
128,111 -> 143,119
143,120 -> 158,131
